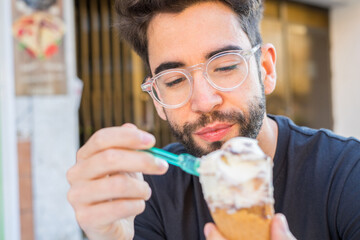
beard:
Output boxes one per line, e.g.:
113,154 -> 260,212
166,93 -> 266,157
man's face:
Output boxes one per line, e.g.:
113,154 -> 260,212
147,2 -> 266,157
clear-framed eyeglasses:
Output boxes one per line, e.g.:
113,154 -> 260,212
141,44 -> 261,109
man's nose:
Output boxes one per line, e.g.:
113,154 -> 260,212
190,71 -> 223,113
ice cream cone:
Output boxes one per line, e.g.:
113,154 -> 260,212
198,137 -> 275,240
211,204 -> 273,240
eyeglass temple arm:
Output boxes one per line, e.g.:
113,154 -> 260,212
141,76 -> 152,92
243,44 -> 261,59
141,83 -> 151,92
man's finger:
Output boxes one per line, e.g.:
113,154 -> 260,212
75,199 -> 146,230
67,150 -> 168,184
68,174 -> 152,205
204,223 -> 227,240
271,214 -> 297,240
78,127 -> 156,160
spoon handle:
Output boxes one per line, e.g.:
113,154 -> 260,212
141,147 -> 200,176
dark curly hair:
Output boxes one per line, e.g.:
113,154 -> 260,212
115,0 -> 264,69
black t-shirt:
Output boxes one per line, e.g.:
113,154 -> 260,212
134,115 -> 360,240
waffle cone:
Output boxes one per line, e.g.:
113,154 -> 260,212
211,204 -> 274,240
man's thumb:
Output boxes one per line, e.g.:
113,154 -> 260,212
204,223 -> 226,239
271,214 -> 296,240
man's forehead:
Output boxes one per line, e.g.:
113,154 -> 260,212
147,2 -> 251,71
147,2 -> 239,36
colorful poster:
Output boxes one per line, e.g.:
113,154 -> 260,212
12,0 -> 67,95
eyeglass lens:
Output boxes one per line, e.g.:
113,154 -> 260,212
151,53 -> 248,107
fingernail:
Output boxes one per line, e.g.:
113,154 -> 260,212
154,157 -> 169,170
146,186 -> 152,200
122,123 -> 137,129
141,133 -> 155,145
278,214 -> 288,233
204,224 -> 213,237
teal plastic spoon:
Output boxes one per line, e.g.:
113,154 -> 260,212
142,147 -> 201,176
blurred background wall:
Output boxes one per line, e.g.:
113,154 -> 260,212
1,0 -> 20,239
1,0 -> 83,239
330,0 -> 360,139
1,0 -> 360,239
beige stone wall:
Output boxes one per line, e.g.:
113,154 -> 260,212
331,2 -> 360,139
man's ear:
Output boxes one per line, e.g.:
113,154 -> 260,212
153,99 -> 167,120
260,43 -> 277,95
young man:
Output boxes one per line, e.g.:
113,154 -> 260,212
67,0 -> 360,239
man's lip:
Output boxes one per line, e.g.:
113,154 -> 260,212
195,123 -> 233,135
194,123 -> 234,142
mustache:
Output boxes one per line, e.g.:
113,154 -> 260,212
182,110 -> 246,135
168,110 -> 248,157
166,96 -> 266,157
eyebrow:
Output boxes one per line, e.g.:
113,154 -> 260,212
154,62 -> 185,75
154,45 -> 243,75
205,45 -> 243,59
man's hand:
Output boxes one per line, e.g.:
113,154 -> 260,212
66,124 -> 168,240
204,213 -> 296,240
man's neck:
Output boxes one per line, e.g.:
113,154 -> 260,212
257,114 -> 278,160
